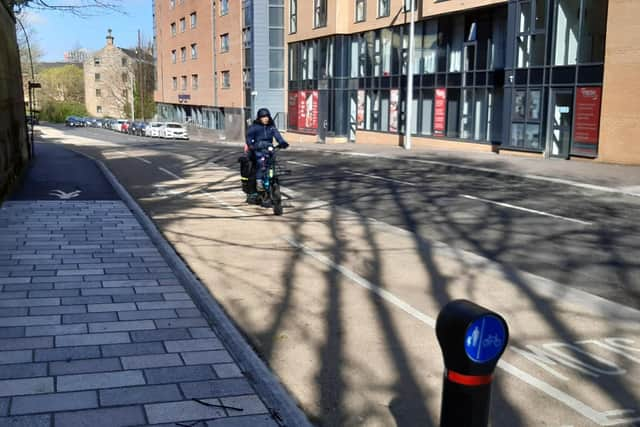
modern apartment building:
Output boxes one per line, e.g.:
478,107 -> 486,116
285,0 -> 640,164
153,0 -> 286,139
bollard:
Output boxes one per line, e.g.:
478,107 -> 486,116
435,300 -> 509,427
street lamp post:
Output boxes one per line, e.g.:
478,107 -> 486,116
404,0 -> 416,150
16,15 -> 38,159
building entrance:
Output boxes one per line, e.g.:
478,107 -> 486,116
547,89 -> 573,159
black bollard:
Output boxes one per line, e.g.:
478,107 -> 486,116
435,300 -> 509,427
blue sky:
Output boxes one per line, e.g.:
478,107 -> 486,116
22,0 -> 153,62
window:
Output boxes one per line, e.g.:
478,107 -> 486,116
97,106 -> 102,113
122,57 -> 128,67
180,18 -> 186,32
93,57 -> 101,66
192,74 -> 199,89
517,1 -> 546,67
314,0 -> 326,28
171,49 -> 176,63
269,71 -> 284,88
221,71 -> 230,88
181,75 -> 187,90
553,0 -> 606,65
95,89 -> 101,97
190,12 -> 197,28
220,34 -> 229,52
181,47 -> 187,62
172,77 -> 177,90
95,73 -> 101,81
169,0 -> 175,9
270,29 -> 284,47
122,73 -> 128,83
355,0 -> 366,22
378,0 -> 389,17
191,43 -> 198,59
122,89 -> 128,98
171,22 -> 176,37
290,0 -> 297,33
220,0 -> 229,15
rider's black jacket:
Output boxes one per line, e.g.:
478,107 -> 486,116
246,123 -> 288,153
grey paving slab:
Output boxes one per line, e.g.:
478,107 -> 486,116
0,362 -> 46,380
4,284 -> 52,292
0,414 -> 50,427
144,365 -> 217,385
121,353 -> 183,370
204,414 -> 279,427
221,395 -> 269,416
144,399 -> 225,424
176,308 -> 202,318
26,323 -> 87,337
49,357 -> 122,376
31,305 -> 87,315
103,279 -> 159,288
57,370 -> 145,391
0,298 -> 59,308
180,379 -> 255,399
112,294 -> 165,303
99,384 -> 182,407
54,281 -> 101,290
89,320 -> 156,333
63,312 -> 118,324
130,328 -> 191,343
0,315 -> 60,327
136,300 -> 197,310
56,332 -> 131,347
11,390 -> 98,415
0,377 -> 54,397
0,350 -> 33,365
117,309 -> 177,321
0,326 -> 25,338
0,398 -> 7,416
165,339 -> 224,353
213,364 -> 243,379
87,302 -> 137,312
29,289 -> 79,298
134,285 -> 183,294
81,287 -> 135,296
54,406 -> 146,427
0,337 -> 53,351
101,342 -> 167,357
35,346 -> 101,362
61,296 -> 112,305
181,350 -> 234,366
189,328 -> 218,339
0,277 -> 31,285
0,291 -> 27,300
155,318 -> 209,329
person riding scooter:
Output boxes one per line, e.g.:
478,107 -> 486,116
246,108 -> 289,206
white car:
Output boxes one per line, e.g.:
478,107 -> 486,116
161,122 -> 189,140
145,122 -> 164,138
113,119 -> 126,132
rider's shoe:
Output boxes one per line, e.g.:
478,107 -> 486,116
261,199 -> 273,208
246,193 -> 259,204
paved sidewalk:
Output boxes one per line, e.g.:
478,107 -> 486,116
0,143 -> 309,426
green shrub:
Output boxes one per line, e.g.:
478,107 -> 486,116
39,101 -> 88,123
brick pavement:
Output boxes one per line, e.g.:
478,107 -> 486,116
0,200 -> 282,426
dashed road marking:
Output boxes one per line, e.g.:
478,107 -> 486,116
158,167 -> 182,180
136,157 -> 152,165
345,171 -> 417,186
287,161 -> 314,167
461,194 -> 593,226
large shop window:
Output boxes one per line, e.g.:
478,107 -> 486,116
517,0 -> 546,67
510,88 -> 542,149
554,0 -> 606,66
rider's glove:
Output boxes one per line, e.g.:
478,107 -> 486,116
268,146 -> 274,152
279,142 -> 289,149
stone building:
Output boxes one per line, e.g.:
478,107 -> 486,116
84,30 -> 136,119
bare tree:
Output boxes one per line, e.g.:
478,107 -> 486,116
11,1 -> 123,16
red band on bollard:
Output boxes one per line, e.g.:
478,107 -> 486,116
446,370 -> 493,386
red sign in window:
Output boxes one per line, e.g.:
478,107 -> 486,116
434,88 -> 447,136
573,87 -> 602,144
288,92 -> 299,129
298,90 -> 319,134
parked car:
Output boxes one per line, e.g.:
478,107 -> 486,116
65,116 -> 83,127
121,121 -> 130,134
112,119 -> 127,132
145,122 -> 164,138
130,122 -> 147,136
161,122 -> 189,140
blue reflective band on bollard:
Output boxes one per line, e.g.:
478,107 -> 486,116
464,315 -> 507,364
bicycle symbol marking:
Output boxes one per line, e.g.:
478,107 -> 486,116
483,334 -> 503,348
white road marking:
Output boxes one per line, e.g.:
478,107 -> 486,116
49,189 -> 81,200
287,161 -> 314,167
284,237 -> 639,426
345,171 -> 417,187
461,194 -> 593,226
136,157 -> 152,165
158,167 -> 182,180
202,191 -> 246,215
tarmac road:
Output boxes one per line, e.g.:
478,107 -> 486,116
40,124 -> 640,427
